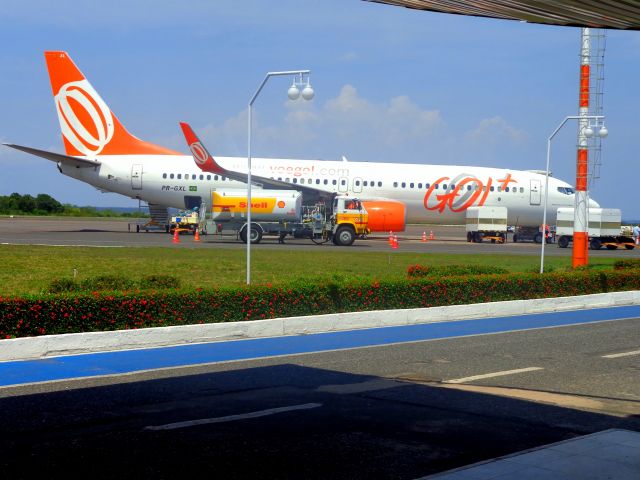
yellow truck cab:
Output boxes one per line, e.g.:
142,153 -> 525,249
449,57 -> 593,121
331,196 -> 370,246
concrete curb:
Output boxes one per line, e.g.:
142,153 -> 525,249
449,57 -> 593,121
1,291 -> 639,362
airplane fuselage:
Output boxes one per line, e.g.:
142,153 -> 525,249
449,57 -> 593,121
60,154 -> 583,226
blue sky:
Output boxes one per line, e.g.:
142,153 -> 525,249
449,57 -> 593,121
1,0 -> 639,218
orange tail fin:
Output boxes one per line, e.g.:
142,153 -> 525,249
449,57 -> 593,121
44,51 -> 180,156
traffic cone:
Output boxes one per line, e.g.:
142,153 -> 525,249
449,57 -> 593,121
194,229 -> 200,242
429,230 -> 434,240
172,229 -> 180,244
421,231 -> 427,242
393,235 -> 398,249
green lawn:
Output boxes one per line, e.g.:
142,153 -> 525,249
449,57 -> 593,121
0,244 -> 619,295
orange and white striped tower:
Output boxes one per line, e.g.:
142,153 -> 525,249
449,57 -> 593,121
573,28 -> 591,268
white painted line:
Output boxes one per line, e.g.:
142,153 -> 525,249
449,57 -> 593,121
602,350 -> 640,359
144,402 -> 322,431
444,367 -> 544,384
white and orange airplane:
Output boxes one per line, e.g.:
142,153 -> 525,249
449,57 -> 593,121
4,51 -> 596,233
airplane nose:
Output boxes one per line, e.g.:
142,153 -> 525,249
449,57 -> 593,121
589,198 -> 600,208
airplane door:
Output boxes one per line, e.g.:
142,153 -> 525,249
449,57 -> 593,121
353,177 -> 363,193
131,164 -> 142,190
338,177 -> 349,193
530,179 -> 541,205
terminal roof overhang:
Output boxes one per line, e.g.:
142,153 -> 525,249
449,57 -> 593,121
365,1 -> 640,30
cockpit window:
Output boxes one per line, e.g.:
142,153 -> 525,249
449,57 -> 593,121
557,187 -> 575,195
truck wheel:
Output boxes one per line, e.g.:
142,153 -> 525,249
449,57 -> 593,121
467,232 -> 473,242
512,234 -> 518,243
334,226 -> 355,246
473,232 -> 483,243
625,244 -> 635,250
589,238 -> 602,250
558,236 -> 569,248
606,245 -> 618,250
534,232 -> 542,244
240,224 -> 263,244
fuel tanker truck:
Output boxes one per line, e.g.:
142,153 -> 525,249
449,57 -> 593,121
202,190 -> 405,246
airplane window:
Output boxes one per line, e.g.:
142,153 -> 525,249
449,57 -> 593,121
497,186 -> 502,192
355,180 -> 360,186
192,174 -> 196,180
393,182 -> 398,188
450,184 -> 455,189
199,174 -> 203,180
207,175 -> 211,180
505,187 -> 509,192
293,178 -> 298,184
557,187 -> 575,195
425,183 -> 430,188
177,174 -> 182,179
490,186 -> 494,192
410,182 -> 414,188
435,184 -> 439,189
222,176 -> 226,181
418,183 -> 422,189
300,179 -> 305,184
467,185 -> 472,191
341,179 -> 346,186
214,175 -> 219,180
316,179 -> 320,185
378,181 -> 383,187
162,173 -> 167,179
285,178 -> 290,183
169,173 -> 174,179
332,179 -> 337,185
185,173 -> 189,179
324,179 -> 328,185
442,184 -> 447,189
401,182 -> 406,188
520,187 -> 524,193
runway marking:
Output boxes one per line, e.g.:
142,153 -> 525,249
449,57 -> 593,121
602,349 -> 640,359
444,367 -> 544,384
144,402 -> 322,431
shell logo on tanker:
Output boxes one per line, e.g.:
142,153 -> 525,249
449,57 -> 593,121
213,197 -> 277,213
423,173 -> 517,213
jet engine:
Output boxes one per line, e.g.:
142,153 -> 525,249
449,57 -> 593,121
361,200 -> 406,232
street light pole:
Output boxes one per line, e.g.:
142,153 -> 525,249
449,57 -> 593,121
246,70 -> 313,285
540,115 -> 606,274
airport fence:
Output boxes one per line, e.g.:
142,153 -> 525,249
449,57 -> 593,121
1,269 -> 639,339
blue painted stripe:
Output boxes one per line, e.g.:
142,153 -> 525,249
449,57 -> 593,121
1,305 -> 638,387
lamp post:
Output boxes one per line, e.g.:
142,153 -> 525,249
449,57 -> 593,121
540,115 -> 607,274
246,70 -> 314,285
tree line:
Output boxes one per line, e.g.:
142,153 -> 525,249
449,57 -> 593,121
0,193 -> 145,217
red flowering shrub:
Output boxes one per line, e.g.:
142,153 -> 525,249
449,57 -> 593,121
0,270 -> 639,339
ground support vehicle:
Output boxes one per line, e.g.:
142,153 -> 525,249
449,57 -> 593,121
465,207 -> 507,243
555,208 -> 634,250
512,225 -> 553,244
203,190 -> 370,246
169,207 -> 206,235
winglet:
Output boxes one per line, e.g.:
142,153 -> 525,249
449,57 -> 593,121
179,122 -> 226,174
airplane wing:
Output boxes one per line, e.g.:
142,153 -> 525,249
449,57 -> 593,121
179,122 -> 334,203
3,143 -> 101,168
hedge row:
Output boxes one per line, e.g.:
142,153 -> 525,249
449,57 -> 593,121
2,270 -> 639,339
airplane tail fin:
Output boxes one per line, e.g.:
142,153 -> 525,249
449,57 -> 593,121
44,51 -> 180,156
179,122 -> 226,174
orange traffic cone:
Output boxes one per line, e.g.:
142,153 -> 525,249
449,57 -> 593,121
194,229 -> 200,242
393,235 -> 398,249
172,229 -> 180,244
421,231 -> 427,242
429,230 -> 434,240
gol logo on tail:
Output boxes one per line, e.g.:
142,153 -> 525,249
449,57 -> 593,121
55,80 -> 114,156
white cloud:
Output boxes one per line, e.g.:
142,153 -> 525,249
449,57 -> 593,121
467,116 -> 528,144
